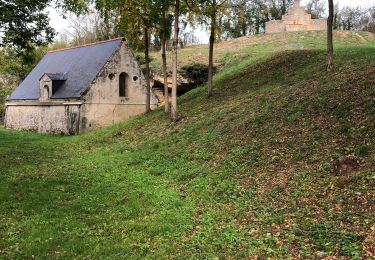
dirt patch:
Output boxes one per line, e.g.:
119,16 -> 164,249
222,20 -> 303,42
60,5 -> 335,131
333,155 -> 360,176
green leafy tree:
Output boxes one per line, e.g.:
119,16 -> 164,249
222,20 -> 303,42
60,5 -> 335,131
186,0 -> 229,97
0,0 -> 55,51
0,0 -> 87,50
0,47 -> 46,122
221,0 -> 255,38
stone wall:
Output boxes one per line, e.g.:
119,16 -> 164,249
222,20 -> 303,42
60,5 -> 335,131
265,0 -> 327,34
5,102 -> 81,134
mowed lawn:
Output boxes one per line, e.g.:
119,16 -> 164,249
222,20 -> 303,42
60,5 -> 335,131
0,128 -> 196,258
1,31 -> 375,258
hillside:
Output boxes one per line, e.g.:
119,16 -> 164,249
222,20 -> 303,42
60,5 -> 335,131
1,31 -> 375,258
150,30 -> 375,72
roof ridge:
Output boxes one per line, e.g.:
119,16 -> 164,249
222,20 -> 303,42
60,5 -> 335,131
48,37 -> 124,54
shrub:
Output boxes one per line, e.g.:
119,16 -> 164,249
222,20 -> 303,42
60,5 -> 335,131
135,53 -> 153,66
180,63 -> 209,85
0,82 -> 16,123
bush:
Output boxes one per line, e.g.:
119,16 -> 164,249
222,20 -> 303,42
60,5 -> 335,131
0,82 -> 16,123
180,63 -> 209,85
135,53 -> 153,66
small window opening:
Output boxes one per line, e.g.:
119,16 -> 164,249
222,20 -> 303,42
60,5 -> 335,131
133,76 -> 138,81
52,81 -> 64,95
44,85 -> 49,100
119,72 -> 129,97
109,73 -> 115,80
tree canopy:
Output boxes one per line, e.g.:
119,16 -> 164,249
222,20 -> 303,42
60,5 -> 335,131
0,0 -> 55,50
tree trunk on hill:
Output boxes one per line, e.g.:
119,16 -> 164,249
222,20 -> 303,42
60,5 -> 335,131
282,0 -> 287,15
207,3 -> 216,98
144,27 -> 151,112
161,2 -> 170,114
161,39 -> 169,113
255,14 -> 260,34
327,0 -> 334,72
171,0 -> 179,121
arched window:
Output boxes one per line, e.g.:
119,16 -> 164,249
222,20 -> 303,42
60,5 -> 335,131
119,72 -> 129,97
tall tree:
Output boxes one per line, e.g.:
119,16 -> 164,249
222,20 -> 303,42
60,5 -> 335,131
0,0 -> 88,51
144,26 -> 152,112
339,6 -> 363,30
117,0 -> 161,112
65,10 -> 116,46
361,6 -> 375,33
207,0 -> 217,97
0,0 -> 54,50
333,3 -> 340,30
327,0 -> 334,72
171,0 -> 179,121
160,0 -> 173,114
186,0 -> 228,97
306,0 -> 326,19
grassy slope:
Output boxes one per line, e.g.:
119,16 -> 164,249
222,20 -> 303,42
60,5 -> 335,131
150,30 -> 375,72
1,31 -> 375,259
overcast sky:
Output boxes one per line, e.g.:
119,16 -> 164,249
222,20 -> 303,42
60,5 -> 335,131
49,0 -> 375,43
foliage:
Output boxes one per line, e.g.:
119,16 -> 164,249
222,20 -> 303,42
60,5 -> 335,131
94,0 -> 162,51
361,6 -> 375,33
333,4 -> 375,32
159,0 -> 175,44
0,47 -> 46,81
0,81 -> 15,122
0,47 -> 46,123
135,53 -> 154,68
306,0 -> 326,19
0,0 -> 54,50
180,63 -> 209,85
186,0 -> 230,33
185,0 -> 230,97
200,0 -> 375,39
220,0 -> 293,38
64,9 -> 117,46
1,31 -> 374,258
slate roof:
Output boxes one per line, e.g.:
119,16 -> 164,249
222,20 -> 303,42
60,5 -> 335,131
8,38 -> 124,100
43,73 -> 68,81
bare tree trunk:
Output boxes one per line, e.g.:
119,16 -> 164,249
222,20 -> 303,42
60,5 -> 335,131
327,0 -> 334,72
207,4 -> 216,98
144,27 -> 151,112
161,2 -> 170,113
282,0 -> 287,15
255,13 -> 260,34
171,0 -> 179,121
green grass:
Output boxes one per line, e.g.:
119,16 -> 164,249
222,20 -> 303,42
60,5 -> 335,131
150,30 -> 375,73
1,31 -> 375,258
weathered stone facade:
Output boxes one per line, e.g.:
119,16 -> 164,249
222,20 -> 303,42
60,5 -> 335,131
265,0 -> 327,34
79,43 -> 158,132
4,39 -> 158,135
5,103 -> 81,134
